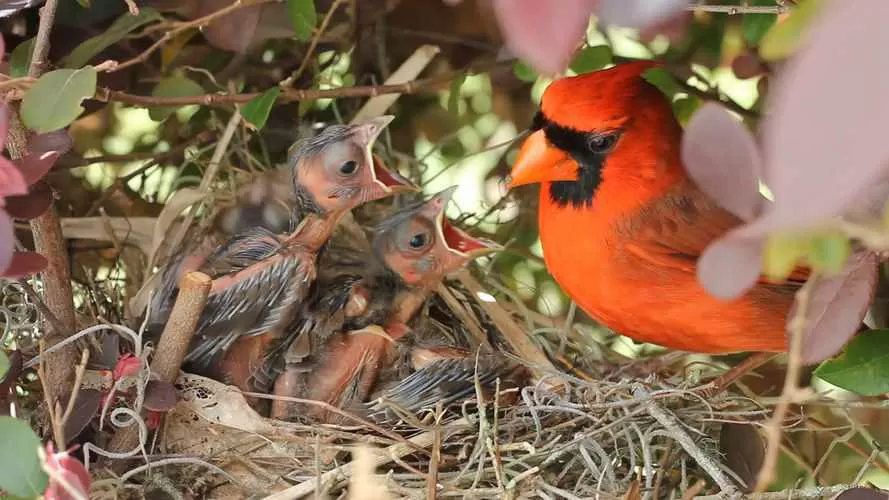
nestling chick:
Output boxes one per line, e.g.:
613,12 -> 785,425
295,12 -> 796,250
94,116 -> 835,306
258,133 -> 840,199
271,186 -> 502,422
145,116 -> 416,381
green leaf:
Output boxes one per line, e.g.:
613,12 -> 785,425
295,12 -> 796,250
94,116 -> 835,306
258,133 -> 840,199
287,0 -> 317,42
148,73 -> 205,121
642,67 -> 681,98
0,352 -> 7,380
759,0 -> 824,61
241,87 -> 281,130
742,0 -> 778,46
76,0 -> 91,7
672,96 -> 702,127
21,67 -> 98,133
61,8 -> 162,69
0,416 -> 48,497
9,38 -> 35,79
569,45 -> 612,74
513,61 -> 537,83
815,329 -> 889,396
762,232 -> 807,282
447,73 -> 466,117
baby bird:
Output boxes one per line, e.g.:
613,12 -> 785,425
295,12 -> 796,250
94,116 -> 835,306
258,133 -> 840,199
147,117 -> 416,379
271,186 -> 502,422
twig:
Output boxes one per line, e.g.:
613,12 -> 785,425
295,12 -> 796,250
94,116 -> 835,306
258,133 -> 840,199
685,3 -> 791,15
642,391 -> 738,496
755,275 -> 818,491
57,130 -> 215,169
286,0 -> 347,84
104,272 -> 211,458
28,0 -> 59,78
261,417 -> 471,500
695,483 -> 859,499
92,59 -> 510,107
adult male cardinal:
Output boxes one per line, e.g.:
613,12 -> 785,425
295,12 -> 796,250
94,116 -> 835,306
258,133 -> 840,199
270,186 -> 501,421
507,61 -> 815,354
148,116 -> 416,375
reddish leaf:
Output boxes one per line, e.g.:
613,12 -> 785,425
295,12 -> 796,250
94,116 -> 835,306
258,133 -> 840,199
61,389 -> 101,443
755,1 -> 889,234
789,251 -> 878,364
198,0 -> 264,53
682,103 -> 763,221
4,183 -> 52,220
491,0 -> 597,75
143,380 -> 178,412
834,487 -> 889,500
14,151 -> 60,186
112,353 -> 141,380
719,422 -> 764,491
29,130 -> 73,158
145,410 -> 163,430
1,251 -> 48,279
697,236 -> 764,300
42,443 -> 90,500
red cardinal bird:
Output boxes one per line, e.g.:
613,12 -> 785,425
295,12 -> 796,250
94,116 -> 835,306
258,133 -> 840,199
271,186 -> 501,421
148,116 -> 416,377
507,61 -> 828,354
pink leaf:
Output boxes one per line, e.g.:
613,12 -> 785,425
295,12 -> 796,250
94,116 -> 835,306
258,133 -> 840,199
596,0 -> 691,29
682,103 -> 764,221
0,157 -> 27,199
143,380 -> 179,412
1,251 -> 48,279
790,251 -> 878,364
759,1 -> 889,233
15,151 -> 60,185
491,0 -> 598,75
29,130 -> 73,157
697,235 -> 764,300
112,353 -> 141,381
43,443 -> 91,500
5,184 -> 52,220
0,210 -> 13,274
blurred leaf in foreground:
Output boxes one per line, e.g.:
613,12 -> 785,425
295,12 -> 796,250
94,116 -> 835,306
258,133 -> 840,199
0,416 -> 48,498
569,45 -> 612,74
758,0 -> 824,61
815,329 -> 889,396
148,72 -> 205,121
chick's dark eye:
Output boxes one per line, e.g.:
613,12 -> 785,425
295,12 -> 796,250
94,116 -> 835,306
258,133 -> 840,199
587,133 -> 617,153
339,160 -> 358,175
409,233 -> 427,249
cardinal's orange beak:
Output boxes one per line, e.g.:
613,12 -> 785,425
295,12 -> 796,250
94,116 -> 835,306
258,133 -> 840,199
507,130 -> 578,189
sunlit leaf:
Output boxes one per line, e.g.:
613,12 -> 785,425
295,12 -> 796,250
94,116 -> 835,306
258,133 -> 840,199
20,67 -> 97,133
642,66 -> 681,98
814,329 -> 889,395
569,45 -> 612,74
0,352 -> 8,380
0,416 -> 48,497
762,232 -> 806,282
447,73 -> 466,117
61,8 -> 162,68
241,87 -> 281,130
671,96 -> 700,126
742,0 -> 778,46
148,73 -> 205,121
513,61 -> 537,83
287,0 -> 317,41
758,0 -> 824,61
9,38 -> 34,78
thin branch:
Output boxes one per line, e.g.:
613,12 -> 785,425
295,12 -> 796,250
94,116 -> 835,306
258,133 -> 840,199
92,59 -> 511,107
28,0 -> 59,78
286,0 -> 347,85
685,3 -> 791,15
56,130 -> 215,169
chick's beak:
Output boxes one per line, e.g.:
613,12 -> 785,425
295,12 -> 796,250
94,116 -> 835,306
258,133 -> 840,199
371,155 -> 418,194
425,186 -> 503,258
507,130 -> 578,189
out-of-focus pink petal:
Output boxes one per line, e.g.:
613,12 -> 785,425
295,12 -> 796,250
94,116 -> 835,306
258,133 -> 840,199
15,151 -> 59,186
697,234 -> 764,300
491,0 -> 598,75
29,130 -> 73,158
760,1 -> 889,232
596,0 -> 691,29
682,103 -> 764,221
112,353 -> 142,381
0,157 -> 27,199
43,443 -> 91,500
791,251 -> 878,364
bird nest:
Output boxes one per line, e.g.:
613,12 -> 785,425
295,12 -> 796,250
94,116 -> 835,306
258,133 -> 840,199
1,190 -> 772,499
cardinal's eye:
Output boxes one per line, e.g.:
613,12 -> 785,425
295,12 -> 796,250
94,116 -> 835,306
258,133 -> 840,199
587,133 -> 618,154
409,233 -> 427,249
339,160 -> 358,175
